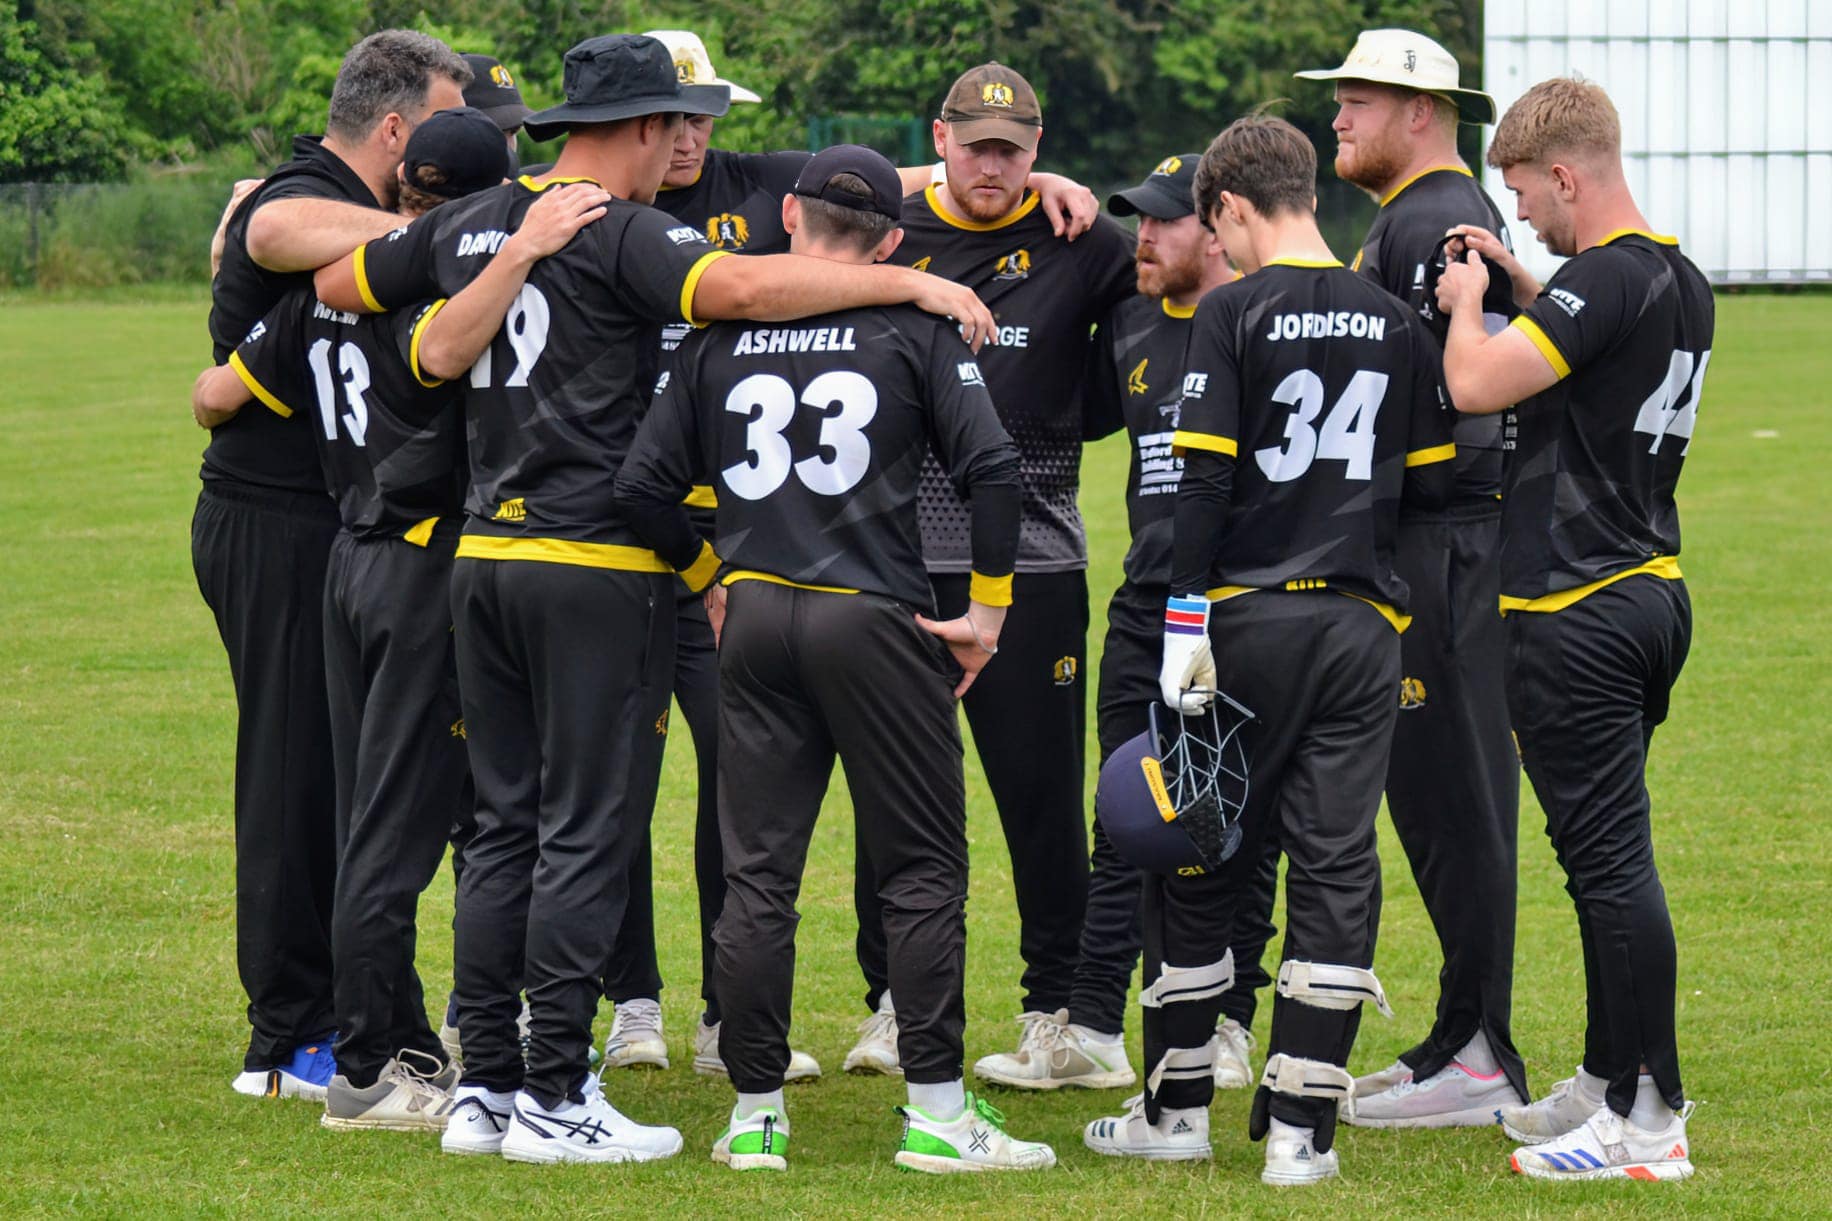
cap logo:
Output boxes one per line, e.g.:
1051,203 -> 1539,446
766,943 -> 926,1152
1153,156 -> 1183,177
981,81 -> 1016,108
675,53 -> 701,84
490,64 -> 514,87
1404,49 -> 1417,72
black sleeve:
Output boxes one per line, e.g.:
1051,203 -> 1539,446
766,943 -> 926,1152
1170,450 -> 1234,597
1401,320 -> 1456,512
613,206 -> 731,326
1081,305 -> 1125,441
1513,247 -> 1640,381
743,149 -> 813,196
1168,294 -> 1240,596
227,287 -> 315,419
924,333 -> 1021,593
612,336 -> 712,578
384,302 -> 466,416
352,213 -> 442,313
1078,216 -> 1141,322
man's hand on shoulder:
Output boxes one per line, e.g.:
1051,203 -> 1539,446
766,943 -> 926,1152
1029,172 -> 1098,241
502,183 -> 612,267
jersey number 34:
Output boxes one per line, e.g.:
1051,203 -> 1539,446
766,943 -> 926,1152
723,371 -> 877,500
1257,368 -> 1389,482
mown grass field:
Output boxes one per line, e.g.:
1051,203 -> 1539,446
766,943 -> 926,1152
0,288 -> 1827,1217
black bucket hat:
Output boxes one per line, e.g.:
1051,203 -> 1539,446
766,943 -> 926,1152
522,34 -> 729,143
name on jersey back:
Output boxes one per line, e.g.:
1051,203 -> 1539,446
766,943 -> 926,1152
1264,310 -> 1389,342
732,326 -> 858,355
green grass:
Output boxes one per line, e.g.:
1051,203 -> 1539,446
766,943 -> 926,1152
1,287 -> 1827,1216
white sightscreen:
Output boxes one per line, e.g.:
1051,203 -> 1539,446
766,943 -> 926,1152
1483,0 -> 1832,284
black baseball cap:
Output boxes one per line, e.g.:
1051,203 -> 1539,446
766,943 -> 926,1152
1108,153 -> 1203,220
793,144 -> 903,221
522,34 -> 728,143
462,54 -> 533,133
403,107 -> 512,200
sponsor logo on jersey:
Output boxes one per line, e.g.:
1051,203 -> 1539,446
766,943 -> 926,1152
1127,357 -> 1150,396
731,325 -> 858,355
995,325 -> 1030,347
1138,429 -> 1182,496
911,255 -> 932,273
242,320 -> 267,344
491,64 -> 515,87
1398,676 -> 1427,710
993,248 -> 1031,281
665,224 -> 705,247
1182,371 -> 1209,397
660,322 -> 691,352
1052,656 -> 1078,686
981,81 -> 1016,108
493,497 -> 526,522
706,213 -> 750,248
457,230 -> 510,257
958,361 -> 986,387
1152,156 -> 1183,177
653,370 -> 672,395
1548,287 -> 1587,317
386,226 -> 409,242
1262,310 -> 1389,342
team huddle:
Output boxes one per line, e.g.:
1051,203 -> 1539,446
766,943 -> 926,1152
190,22 -> 1711,1187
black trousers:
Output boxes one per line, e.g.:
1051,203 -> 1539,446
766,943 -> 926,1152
855,569 -> 1089,1013
716,582 -> 969,1090
449,557 -> 673,1109
1506,574 -> 1691,1116
323,529 -> 470,1086
1385,510 -> 1527,1098
1069,580 -> 1280,1036
602,591 -> 720,1016
191,482 -> 339,1071
1142,593 -> 1396,1141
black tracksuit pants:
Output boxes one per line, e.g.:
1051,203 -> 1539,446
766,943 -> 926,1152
322,528 -> 470,1087
1142,593 -> 1397,1143
1069,579 -> 1280,1037
449,557 -> 673,1109
717,582 -> 969,1091
855,569 -> 1089,1014
1505,574 -> 1691,1116
602,591 -> 721,1017
1384,509 -> 1527,1099
191,481 -> 339,1071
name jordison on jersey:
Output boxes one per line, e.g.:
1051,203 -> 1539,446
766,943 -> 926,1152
1265,310 -> 1389,342
731,325 -> 858,356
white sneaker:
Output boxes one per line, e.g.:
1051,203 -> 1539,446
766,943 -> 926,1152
973,1010 -> 1136,1090
711,1104 -> 790,1171
320,1052 -> 457,1132
1511,1101 -> 1695,1182
1352,1057 -> 1412,1097
499,1074 -> 683,1164
1083,1093 -> 1211,1161
1261,1116 -> 1340,1186
842,994 -> 902,1077
692,1019 -> 821,1082
1346,1060 -> 1518,1129
894,1092 -> 1056,1174
1214,1019 -> 1254,1089
441,1085 -> 515,1155
603,998 -> 669,1070
1500,1066 -> 1607,1144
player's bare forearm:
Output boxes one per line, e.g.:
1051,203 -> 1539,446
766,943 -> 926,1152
191,364 -> 251,429
210,178 -> 263,279
1442,305 -> 1558,414
314,254 -> 365,314
693,256 -> 996,348
246,199 -> 403,274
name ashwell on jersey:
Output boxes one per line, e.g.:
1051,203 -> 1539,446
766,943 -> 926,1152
1264,310 -> 1388,342
732,326 -> 857,355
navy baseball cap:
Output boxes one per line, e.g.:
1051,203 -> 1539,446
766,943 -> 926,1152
1108,153 -> 1203,220
403,107 -> 512,199
793,144 -> 902,221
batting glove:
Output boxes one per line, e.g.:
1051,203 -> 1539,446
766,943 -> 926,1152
1160,595 -> 1216,714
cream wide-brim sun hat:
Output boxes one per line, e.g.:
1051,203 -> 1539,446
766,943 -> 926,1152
1295,28 -> 1496,125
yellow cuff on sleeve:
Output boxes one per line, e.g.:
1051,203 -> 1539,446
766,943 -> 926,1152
1512,315 -> 1571,379
229,351 -> 294,418
353,243 -> 385,313
680,540 -> 722,593
1171,430 -> 1238,457
680,249 -> 733,327
969,571 -> 1014,607
408,298 -> 449,388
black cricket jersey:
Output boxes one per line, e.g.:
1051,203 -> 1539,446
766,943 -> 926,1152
889,186 -> 1138,573
204,136 -> 383,493
654,147 -> 810,256
1171,260 -> 1457,626
227,286 -> 464,540
1085,294 -> 1200,587
617,307 -> 1021,610
351,175 -> 728,569
1500,231 -> 1714,612
1354,166 -> 1518,503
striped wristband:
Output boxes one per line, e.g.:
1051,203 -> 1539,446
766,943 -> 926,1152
1165,595 -> 1210,636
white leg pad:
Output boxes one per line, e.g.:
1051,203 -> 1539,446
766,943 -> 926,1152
1146,1039 -> 1218,1096
1260,1053 -> 1356,1107
1275,959 -> 1393,1017
1140,950 -> 1234,1010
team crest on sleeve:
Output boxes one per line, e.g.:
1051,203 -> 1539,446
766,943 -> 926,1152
982,81 -> 1016,108
1127,358 -> 1149,396
911,255 -> 932,273
706,213 -> 751,248
993,249 -> 1031,281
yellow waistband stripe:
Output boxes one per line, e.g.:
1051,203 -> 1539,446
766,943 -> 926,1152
722,569 -> 858,595
1172,430 -> 1239,458
969,571 -> 1014,607
228,351 -> 294,418
408,298 -> 449,388
1500,555 -> 1682,615
1405,442 -> 1457,468
680,541 -> 722,593
1201,584 -> 1410,633
403,517 -> 439,547
1512,315 -> 1571,380
455,535 -> 671,572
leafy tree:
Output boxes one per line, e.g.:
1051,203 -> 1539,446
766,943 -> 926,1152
0,16 -> 137,181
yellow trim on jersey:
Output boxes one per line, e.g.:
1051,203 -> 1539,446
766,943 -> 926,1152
1405,442 -> 1457,468
1161,299 -> 1197,319
1339,591 -> 1411,634
1264,257 -> 1343,269
454,535 -> 672,572
969,572 -> 1014,607
683,484 -> 718,509
1511,315 -> 1571,380
1202,583 -> 1409,633
1600,228 -> 1679,247
403,517 -> 439,547
228,351 -> 294,418
353,243 -> 384,313
680,541 -> 722,593
721,569 -> 859,595
1204,585 -> 1257,603
518,174 -> 602,192
1351,248 -> 1365,272
679,249 -> 733,328
656,167 -> 702,192
922,184 -> 1042,232
1378,165 -> 1472,208
408,298 -> 449,388
1171,430 -> 1239,457
1499,555 -> 1682,616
